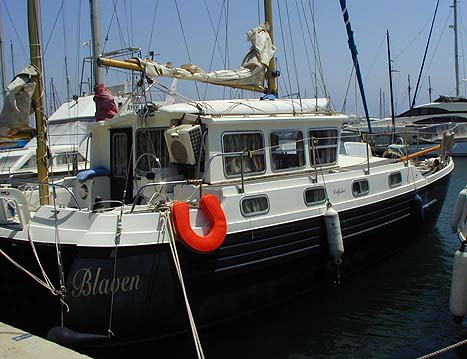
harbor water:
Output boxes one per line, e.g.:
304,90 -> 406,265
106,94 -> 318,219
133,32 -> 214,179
85,157 -> 467,359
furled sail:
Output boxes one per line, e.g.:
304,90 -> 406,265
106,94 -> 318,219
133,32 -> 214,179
0,65 -> 36,136
137,23 -> 276,92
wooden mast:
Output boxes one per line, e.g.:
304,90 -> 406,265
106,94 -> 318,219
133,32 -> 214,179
264,0 -> 278,96
27,0 -> 50,205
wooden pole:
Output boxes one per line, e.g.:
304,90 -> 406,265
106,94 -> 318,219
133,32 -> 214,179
264,0 -> 278,96
395,144 -> 441,163
28,0 -> 50,205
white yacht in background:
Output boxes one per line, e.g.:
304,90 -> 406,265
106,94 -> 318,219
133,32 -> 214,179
0,92 -> 130,182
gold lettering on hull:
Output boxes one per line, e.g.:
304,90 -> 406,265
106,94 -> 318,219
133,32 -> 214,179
71,267 -> 142,297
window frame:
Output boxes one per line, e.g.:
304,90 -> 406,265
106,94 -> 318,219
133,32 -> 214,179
303,186 -> 327,206
308,128 -> 339,167
222,131 -> 266,178
388,171 -> 402,188
135,127 -> 172,175
352,178 -> 370,197
269,129 -> 306,172
240,194 -> 270,217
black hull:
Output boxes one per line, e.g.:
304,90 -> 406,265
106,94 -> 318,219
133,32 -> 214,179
0,171 -> 451,347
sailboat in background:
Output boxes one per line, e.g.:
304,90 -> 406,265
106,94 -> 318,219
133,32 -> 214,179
0,0 -> 453,352
346,0 -> 467,157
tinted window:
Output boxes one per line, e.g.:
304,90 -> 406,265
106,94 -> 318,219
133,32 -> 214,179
223,132 -> 265,177
308,128 -> 339,166
270,130 -> 305,171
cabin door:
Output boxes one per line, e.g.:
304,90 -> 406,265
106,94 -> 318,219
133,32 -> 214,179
110,128 -> 133,203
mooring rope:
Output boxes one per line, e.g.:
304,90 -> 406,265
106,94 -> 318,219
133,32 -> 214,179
162,209 -> 205,359
417,338 -> 467,359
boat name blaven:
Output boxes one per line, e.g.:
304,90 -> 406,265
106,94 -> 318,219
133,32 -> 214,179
71,267 -> 142,297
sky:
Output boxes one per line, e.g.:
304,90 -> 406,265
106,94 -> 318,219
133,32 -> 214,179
0,0 -> 466,119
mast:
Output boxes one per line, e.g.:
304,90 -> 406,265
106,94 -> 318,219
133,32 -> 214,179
10,42 -> 15,76
0,7 -> 7,101
264,0 -> 278,96
338,0 -> 372,133
428,75 -> 433,102
89,0 -> 104,86
28,0 -> 50,205
407,74 -> 412,106
386,30 -> 396,142
453,0 -> 460,96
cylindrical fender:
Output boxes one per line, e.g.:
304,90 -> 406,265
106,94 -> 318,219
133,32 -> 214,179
171,194 -> 227,253
451,187 -> 467,232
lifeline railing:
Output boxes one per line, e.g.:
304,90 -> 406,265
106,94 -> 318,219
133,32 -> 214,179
9,179 -> 82,210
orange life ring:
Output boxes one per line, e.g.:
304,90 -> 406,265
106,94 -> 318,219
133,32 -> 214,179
171,194 -> 227,253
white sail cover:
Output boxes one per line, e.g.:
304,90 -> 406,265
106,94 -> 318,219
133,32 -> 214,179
137,23 -> 276,92
0,65 -> 36,136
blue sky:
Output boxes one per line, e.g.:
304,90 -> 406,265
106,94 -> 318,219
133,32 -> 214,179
1,0 -> 465,118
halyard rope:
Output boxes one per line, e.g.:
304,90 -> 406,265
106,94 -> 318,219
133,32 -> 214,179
417,338 -> 467,359
162,209 -> 205,359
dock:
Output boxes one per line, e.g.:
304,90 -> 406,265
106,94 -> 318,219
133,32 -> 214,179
0,322 -> 91,359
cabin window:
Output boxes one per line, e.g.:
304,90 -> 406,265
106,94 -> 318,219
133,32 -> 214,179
308,128 -> 338,166
136,128 -> 171,174
22,155 -> 37,170
0,155 -> 21,171
53,153 -> 86,166
112,133 -> 128,178
223,132 -> 265,177
240,195 -> 269,216
270,130 -> 305,171
389,172 -> 402,188
352,179 -> 369,197
397,107 -> 448,117
413,116 -> 467,124
304,187 -> 327,206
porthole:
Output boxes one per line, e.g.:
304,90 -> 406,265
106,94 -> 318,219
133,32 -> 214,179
352,179 -> 369,197
304,187 -> 326,206
389,172 -> 402,188
240,195 -> 269,217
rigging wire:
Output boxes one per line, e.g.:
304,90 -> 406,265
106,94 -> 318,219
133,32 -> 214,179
295,0 -> 315,99
74,0 -> 83,96
2,0 -> 29,63
364,34 -> 386,82
411,0 -> 440,108
62,1 -> 71,100
284,0 -> 302,103
147,0 -> 160,57
43,0 -> 64,55
174,0 -> 201,100
277,1 -> 294,99
202,0 -> 227,100
341,66 -> 355,114
306,0 -> 328,99
423,11 -> 453,95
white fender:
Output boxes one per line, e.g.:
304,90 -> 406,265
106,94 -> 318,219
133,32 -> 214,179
451,187 -> 467,233
450,247 -> 467,321
324,205 -> 344,261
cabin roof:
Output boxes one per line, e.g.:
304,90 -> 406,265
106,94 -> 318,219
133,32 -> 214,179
48,95 -> 97,123
158,98 -> 333,116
